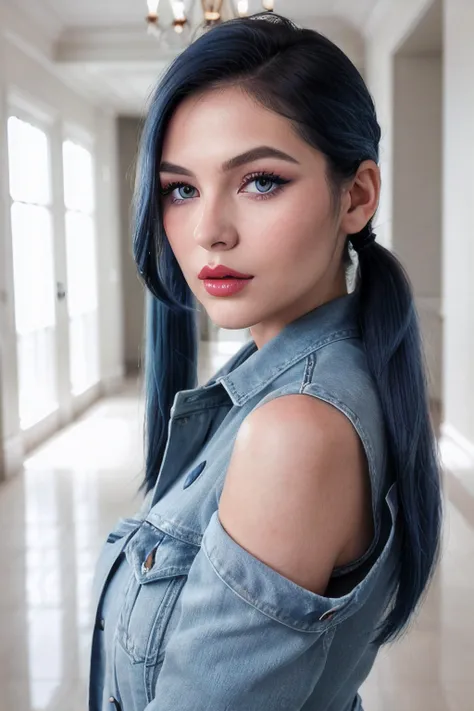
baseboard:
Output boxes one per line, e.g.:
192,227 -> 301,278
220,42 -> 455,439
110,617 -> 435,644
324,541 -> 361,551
101,370 -> 126,396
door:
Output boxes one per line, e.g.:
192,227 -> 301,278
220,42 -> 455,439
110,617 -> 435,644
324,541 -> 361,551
62,139 -> 99,396
7,115 -> 58,430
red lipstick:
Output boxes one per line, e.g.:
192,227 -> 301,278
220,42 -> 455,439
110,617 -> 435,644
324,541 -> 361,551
198,264 -> 254,297
198,265 -> 253,280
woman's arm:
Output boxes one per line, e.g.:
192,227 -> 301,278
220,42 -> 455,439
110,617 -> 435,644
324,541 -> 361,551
145,394 -> 372,710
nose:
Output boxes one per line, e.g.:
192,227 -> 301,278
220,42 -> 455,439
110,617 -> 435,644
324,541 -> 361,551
193,197 -> 238,251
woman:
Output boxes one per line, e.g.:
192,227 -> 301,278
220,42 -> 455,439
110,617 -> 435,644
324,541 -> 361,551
89,13 -> 442,711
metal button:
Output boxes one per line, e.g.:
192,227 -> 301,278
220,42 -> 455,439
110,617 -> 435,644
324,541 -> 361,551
320,611 -> 335,621
183,461 -> 207,489
109,696 -> 121,710
319,606 -> 341,622
142,547 -> 157,574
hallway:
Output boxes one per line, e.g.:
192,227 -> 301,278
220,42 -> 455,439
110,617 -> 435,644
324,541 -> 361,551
1,1 -> 474,708
0,340 -> 473,711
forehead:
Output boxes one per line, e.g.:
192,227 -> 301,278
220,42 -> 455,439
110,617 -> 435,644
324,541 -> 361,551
161,86 -> 313,163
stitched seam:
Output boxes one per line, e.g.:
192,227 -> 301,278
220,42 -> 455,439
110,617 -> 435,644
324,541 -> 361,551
202,542 -> 350,633
226,329 -> 359,404
144,516 -> 203,546
300,352 -> 317,393
300,383 -> 383,569
172,399 -> 231,420
300,385 -> 376,478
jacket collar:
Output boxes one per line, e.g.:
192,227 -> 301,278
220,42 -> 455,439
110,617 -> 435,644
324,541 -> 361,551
211,292 -> 360,407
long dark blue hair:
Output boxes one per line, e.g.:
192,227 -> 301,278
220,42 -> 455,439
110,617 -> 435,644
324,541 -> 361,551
133,12 -> 442,644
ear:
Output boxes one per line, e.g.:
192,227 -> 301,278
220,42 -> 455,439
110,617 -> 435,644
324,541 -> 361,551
339,160 -> 381,235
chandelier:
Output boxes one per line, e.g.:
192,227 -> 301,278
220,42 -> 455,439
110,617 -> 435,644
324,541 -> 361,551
146,1 -> 275,47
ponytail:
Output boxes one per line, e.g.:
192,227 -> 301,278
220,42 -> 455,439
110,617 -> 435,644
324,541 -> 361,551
141,292 -> 198,494
356,238 -> 443,643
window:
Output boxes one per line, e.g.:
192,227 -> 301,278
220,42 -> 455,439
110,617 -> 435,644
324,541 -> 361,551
63,139 -> 99,395
7,116 -> 57,429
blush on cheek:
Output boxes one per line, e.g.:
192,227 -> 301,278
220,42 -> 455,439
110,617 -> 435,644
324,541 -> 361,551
162,209 -> 174,236
162,214 -> 182,254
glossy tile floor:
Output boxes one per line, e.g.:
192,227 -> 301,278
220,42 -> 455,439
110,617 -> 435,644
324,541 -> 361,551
1,334 -> 473,711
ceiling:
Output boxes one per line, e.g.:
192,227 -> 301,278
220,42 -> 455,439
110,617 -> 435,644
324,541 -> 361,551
6,0 -> 385,115
28,0 -> 381,29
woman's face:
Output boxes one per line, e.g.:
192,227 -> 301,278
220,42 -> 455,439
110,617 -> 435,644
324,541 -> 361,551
160,86 -> 349,347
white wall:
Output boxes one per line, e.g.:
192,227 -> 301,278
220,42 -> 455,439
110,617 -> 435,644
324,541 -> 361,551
366,0 -> 474,455
96,112 -> 125,392
392,55 -> 443,401
442,0 -> 474,451
365,0 -> 437,249
117,116 -> 146,374
0,26 -> 124,480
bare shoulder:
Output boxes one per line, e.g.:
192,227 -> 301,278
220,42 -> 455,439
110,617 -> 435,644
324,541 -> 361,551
218,394 -> 373,595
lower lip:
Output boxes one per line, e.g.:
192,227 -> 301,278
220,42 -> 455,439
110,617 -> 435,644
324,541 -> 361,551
202,278 -> 253,296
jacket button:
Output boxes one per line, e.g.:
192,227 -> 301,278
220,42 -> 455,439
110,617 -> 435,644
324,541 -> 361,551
109,696 -> 121,710
142,547 -> 157,573
97,618 -> 105,630
183,461 -> 207,489
321,612 -> 335,621
319,605 -> 344,622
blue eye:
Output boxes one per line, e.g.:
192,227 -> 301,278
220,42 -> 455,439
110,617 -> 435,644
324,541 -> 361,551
252,177 -> 274,193
242,172 -> 290,197
176,185 -> 197,199
160,182 -> 198,202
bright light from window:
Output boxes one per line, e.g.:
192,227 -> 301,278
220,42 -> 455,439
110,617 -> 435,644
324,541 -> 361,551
63,140 -> 95,214
65,211 -> 98,318
63,138 -> 99,395
10,203 -> 55,334
7,116 -> 51,205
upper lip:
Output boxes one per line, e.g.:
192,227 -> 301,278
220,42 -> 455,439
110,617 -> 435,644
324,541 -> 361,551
198,265 -> 253,280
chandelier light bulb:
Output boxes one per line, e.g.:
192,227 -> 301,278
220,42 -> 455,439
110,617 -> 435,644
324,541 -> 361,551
146,0 -> 266,40
201,0 -> 224,23
170,0 -> 186,21
237,0 -> 248,16
147,0 -> 161,18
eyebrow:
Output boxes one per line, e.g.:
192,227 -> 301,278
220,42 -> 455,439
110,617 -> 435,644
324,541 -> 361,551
159,146 -> 300,177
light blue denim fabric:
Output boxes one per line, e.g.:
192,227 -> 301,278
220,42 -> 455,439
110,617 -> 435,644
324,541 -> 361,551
89,292 -> 400,711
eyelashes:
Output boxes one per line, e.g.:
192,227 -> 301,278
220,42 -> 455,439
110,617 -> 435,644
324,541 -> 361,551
240,171 -> 290,197
159,170 -> 291,204
160,181 -> 197,199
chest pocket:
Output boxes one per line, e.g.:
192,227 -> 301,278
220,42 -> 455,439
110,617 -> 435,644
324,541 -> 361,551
117,519 -> 200,669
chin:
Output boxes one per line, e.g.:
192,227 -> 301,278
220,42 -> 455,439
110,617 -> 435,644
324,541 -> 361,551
203,303 -> 257,332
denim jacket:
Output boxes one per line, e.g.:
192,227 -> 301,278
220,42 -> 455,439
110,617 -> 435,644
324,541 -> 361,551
89,292 -> 400,711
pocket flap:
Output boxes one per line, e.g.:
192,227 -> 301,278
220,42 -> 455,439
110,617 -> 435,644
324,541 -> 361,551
125,520 -> 199,585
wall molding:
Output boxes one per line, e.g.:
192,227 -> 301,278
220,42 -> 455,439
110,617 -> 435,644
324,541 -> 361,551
56,17 -> 366,68
56,26 -> 178,64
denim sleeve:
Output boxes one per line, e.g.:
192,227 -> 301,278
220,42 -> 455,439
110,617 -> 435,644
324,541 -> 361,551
145,510 -> 351,711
